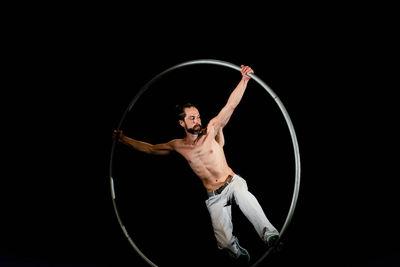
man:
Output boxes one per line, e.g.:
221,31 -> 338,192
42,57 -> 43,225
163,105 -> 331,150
113,65 -> 279,263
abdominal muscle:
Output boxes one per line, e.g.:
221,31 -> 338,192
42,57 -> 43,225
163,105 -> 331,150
176,135 -> 235,192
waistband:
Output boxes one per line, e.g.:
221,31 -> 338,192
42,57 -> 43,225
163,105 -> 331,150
207,175 -> 237,197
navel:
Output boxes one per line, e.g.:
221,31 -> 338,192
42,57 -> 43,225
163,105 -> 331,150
209,149 -> 213,153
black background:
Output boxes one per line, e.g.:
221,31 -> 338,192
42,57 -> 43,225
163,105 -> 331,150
2,5 -> 398,267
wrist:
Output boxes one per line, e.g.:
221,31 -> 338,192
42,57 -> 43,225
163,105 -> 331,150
241,77 -> 250,84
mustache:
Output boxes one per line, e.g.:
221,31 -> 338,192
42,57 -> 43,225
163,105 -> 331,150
187,124 -> 203,134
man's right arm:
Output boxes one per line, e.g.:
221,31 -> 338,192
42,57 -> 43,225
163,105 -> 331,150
113,130 -> 175,156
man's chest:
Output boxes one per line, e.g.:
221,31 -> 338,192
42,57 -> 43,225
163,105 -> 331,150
178,136 -> 218,161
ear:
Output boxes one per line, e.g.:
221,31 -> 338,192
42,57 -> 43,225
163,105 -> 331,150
179,120 -> 185,128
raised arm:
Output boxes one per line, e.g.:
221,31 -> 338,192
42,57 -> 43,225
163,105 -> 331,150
112,130 -> 175,156
209,65 -> 254,133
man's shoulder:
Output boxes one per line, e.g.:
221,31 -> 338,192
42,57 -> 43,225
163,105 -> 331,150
169,139 -> 188,155
169,138 -> 184,147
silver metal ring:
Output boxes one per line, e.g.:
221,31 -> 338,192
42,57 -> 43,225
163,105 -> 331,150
109,59 -> 301,267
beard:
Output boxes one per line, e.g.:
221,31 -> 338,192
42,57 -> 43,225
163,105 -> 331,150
187,124 -> 203,135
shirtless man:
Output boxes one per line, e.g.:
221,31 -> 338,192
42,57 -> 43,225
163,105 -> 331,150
112,65 -> 279,263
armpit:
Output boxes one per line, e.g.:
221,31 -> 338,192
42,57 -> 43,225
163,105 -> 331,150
215,128 -> 225,146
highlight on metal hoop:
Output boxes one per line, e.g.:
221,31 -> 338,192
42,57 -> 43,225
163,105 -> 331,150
109,59 -> 301,267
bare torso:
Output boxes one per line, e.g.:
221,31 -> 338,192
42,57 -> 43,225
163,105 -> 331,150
173,127 -> 235,192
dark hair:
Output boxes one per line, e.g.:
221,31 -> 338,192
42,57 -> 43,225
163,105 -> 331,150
175,103 -> 196,121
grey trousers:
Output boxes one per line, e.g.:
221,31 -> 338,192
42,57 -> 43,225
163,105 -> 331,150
205,175 -> 279,257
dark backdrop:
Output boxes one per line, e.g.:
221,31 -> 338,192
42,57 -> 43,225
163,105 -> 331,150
3,6 -> 398,267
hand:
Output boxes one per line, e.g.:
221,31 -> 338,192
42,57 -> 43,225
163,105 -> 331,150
112,130 -> 125,142
241,65 -> 254,81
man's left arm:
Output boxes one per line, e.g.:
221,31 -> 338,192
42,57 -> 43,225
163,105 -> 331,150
209,65 -> 253,132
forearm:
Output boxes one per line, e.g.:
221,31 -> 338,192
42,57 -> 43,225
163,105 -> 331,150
120,136 -> 152,154
226,77 -> 249,109
210,65 -> 253,132
213,78 -> 249,130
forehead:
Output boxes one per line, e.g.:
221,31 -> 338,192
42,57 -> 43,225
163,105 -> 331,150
184,107 -> 200,117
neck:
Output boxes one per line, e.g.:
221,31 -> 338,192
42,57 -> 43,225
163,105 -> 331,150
184,132 -> 199,144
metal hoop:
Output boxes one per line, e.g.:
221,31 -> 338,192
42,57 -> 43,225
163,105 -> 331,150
109,59 -> 301,267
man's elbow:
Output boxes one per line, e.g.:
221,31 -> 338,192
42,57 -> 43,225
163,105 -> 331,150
140,144 -> 154,154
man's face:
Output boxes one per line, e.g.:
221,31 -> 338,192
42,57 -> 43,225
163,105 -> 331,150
180,107 -> 202,135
